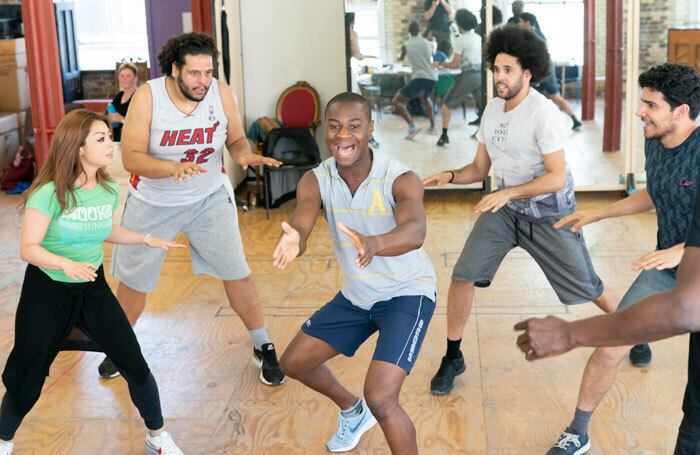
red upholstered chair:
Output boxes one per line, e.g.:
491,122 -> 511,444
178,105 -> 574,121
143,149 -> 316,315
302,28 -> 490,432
276,81 -> 321,135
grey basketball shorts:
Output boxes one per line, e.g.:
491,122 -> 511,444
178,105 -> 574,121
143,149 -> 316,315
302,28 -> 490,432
451,206 -> 604,304
110,185 -> 251,293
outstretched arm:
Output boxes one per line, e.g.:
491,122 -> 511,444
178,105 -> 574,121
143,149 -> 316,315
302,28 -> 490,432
422,142 -> 491,187
514,245 -> 700,359
273,171 -> 322,269
553,188 -> 654,232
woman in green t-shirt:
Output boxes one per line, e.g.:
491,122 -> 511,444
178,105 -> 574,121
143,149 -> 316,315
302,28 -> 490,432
0,110 -> 185,455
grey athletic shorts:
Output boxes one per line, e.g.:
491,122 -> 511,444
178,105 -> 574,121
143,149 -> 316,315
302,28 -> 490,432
452,206 -> 604,304
111,185 -> 251,293
444,70 -> 481,110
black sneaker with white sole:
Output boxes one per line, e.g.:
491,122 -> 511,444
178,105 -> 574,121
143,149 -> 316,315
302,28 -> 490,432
430,353 -> 466,395
98,356 -> 120,379
629,343 -> 652,367
252,343 -> 285,386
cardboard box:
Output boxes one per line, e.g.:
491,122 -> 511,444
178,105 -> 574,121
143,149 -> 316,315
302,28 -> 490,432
0,39 -> 29,111
0,52 -> 26,69
0,67 -> 30,111
0,38 -> 25,55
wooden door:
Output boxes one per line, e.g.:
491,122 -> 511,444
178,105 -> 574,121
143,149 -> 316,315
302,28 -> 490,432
668,29 -> 700,72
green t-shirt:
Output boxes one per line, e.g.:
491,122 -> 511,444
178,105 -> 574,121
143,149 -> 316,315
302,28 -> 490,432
25,180 -> 119,282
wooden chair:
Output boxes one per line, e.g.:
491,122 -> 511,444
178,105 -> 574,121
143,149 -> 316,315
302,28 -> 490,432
276,81 -> 321,136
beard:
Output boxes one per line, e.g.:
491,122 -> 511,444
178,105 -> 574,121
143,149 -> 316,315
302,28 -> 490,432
176,72 -> 210,102
498,74 -> 526,101
644,119 -> 676,140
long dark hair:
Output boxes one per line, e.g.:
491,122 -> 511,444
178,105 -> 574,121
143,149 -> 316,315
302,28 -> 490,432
24,109 -> 115,214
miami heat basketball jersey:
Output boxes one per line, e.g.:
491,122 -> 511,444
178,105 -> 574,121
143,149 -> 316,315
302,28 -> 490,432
129,76 -> 230,207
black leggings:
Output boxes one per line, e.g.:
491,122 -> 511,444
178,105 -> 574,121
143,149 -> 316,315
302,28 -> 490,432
0,264 -> 163,440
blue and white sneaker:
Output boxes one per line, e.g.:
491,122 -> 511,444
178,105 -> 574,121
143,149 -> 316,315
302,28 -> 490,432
326,398 -> 377,452
405,124 -> 421,140
547,427 -> 591,455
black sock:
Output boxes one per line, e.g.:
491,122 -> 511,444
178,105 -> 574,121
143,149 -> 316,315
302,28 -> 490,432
442,128 -> 448,136
446,339 -> 462,360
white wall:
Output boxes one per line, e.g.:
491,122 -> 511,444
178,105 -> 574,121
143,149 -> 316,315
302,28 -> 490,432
239,0 -> 347,158
214,0 -> 247,186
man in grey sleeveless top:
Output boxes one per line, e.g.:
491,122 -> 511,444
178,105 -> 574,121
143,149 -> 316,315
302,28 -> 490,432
392,21 -> 439,139
274,92 -> 436,455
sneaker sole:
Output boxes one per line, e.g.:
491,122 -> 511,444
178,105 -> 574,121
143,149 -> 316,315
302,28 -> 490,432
251,355 -> 285,386
430,361 -> 467,395
631,360 -> 651,367
326,414 -> 378,452
99,371 -> 121,379
572,440 -> 591,455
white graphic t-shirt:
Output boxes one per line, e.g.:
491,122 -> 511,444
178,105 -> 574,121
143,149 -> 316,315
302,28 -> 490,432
476,88 -> 575,222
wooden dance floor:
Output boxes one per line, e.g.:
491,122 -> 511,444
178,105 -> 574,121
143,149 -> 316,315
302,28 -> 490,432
0,156 -> 686,454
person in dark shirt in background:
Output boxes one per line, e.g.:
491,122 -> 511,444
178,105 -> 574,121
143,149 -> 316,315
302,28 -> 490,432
424,0 -> 453,55
108,62 -> 139,142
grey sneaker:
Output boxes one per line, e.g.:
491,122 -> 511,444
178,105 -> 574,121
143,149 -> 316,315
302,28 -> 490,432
326,398 -> 377,452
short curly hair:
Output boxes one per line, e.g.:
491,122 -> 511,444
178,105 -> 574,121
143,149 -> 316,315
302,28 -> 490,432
455,9 -> 478,32
157,32 -> 219,76
483,25 -> 550,84
638,63 -> 700,120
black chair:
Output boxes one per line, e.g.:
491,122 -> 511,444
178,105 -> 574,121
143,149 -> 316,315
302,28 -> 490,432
262,127 -> 321,219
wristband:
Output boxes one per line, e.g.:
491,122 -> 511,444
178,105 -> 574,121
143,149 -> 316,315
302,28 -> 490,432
445,170 -> 455,183
142,233 -> 152,247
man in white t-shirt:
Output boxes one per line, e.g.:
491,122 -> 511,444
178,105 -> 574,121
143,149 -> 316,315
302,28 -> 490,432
422,25 -> 620,396
432,9 -> 482,146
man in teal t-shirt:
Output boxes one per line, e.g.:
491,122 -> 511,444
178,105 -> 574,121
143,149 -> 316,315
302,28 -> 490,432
25,181 -> 119,282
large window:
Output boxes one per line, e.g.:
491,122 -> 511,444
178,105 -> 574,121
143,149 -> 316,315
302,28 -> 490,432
507,0 -> 584,65
346,0 -> 385,62
459,0 -> 584,65
73,0 -> 149,70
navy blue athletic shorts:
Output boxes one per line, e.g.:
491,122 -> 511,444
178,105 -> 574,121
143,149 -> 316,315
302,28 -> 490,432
301,291 -> 435,373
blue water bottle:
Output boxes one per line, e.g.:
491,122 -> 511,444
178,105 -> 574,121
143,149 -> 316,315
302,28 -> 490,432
107,103 -> 120,127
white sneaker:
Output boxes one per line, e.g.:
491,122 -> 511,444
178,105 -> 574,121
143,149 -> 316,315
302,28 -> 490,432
146,431 -> 183,455
0,441 -> 12,455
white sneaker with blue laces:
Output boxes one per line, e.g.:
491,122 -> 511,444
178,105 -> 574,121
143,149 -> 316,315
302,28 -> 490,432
326,398 -> 377,452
